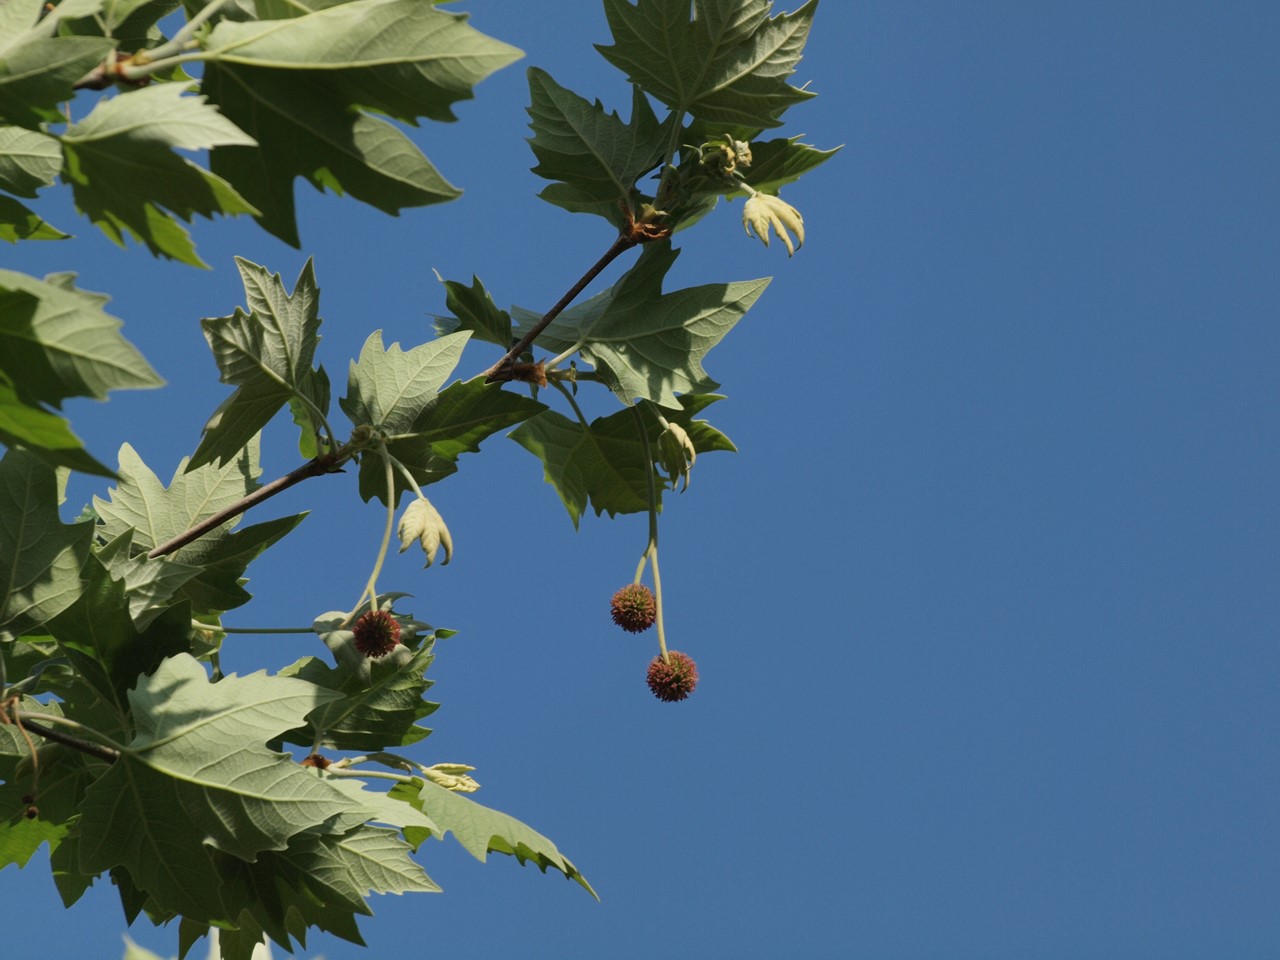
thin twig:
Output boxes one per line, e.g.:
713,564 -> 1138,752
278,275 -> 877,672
148,453 -> 344,559
19,718 -> 119,764
484,233 -> 638,382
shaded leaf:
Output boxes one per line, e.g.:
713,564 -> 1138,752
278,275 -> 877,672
431,273 -> 512,348
526,67 -> 668,226
596,0 -> 818,128
278,641 -> 439,752
48,554 -> 193,710
77,654 -> 354,920
94,528 -> 201,629
390,778 -> 596,898
354,374 -> 545,504
0,195 -> 68,241
0,373 -> 113,476
511,393 -> 735,526
190,258 -> 326,469
0,447 -> 92,634
512,241 -> 767,408
61,83 -> 258,266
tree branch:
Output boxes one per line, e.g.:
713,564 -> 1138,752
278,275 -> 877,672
484,233 -> 638,382
148,453 -> 345,559
19,718 -> 119,765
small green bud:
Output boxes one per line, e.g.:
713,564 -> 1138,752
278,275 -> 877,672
657,421 -> 697,492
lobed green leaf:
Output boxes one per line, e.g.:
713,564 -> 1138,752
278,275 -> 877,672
526,67 -> 670,227
190,258 -> 327,470
512,241 -> 768,408
0,447 -> 92,634
596,0 -> 818,128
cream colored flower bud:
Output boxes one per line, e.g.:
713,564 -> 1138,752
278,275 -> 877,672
742,193 -> 805,256
397,496 -> 452,567
658,421 -> 697,492
422,763 -> 480,793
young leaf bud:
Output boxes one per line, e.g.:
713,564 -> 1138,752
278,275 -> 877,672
658,421 -> 697,492
742,192 -> 805,256
398,496 -> 453,567
422,763 -> 481,793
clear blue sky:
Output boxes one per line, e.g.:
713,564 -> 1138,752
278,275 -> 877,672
5,2 -> 1279,958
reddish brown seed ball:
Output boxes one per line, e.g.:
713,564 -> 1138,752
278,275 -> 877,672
611,584 -> 657,633
352,610 -> 402,658
646,651 -> 699,702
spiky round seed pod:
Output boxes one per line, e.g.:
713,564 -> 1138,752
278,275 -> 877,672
646,651 -> 698,702
352,610 -> 401,658
611,584 -> 657,633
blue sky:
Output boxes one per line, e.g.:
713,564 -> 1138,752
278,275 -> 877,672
5,2 -> 1279,958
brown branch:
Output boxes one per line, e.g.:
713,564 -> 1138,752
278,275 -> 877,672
484,233 -> 638,383
148,453 -> 344,559
19,718 -> 119,765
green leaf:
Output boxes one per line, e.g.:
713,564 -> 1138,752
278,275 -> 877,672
526,67 -> 669,226
0,698 -> 92,872
0,33 -> 115,128
512,241 -> 767,408
678,124 -> 841,204
204,823 -> 438,957
77,654 -> 355,920
283,822 -> 440,899
733,134 -> 841,194
431,273 -> 512,348
597,0 -> 818,128
0,195 -> 68,241
93,528 -> 201,629
93,438 -> 306,615
0,374 -> 113,476
0,268 -> 162,410
390,778 -> 596,898
342,331 -> 470,436
510,394 -> 734,526
288,364 -> 331,460
354,373 -> 545,504
344,339 -> 544,503
278,641 -> 439,752
173,510 -> 306,615
510,408 -> 647,528
61,1 -> 181,53
60,83 -> 259,266
48,554 -> 193,709
0,447 -> 92,634
0,124 -> 62,197
189,258 -> 326,470
201,0 -> 520,122
201,0 -> 522,244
